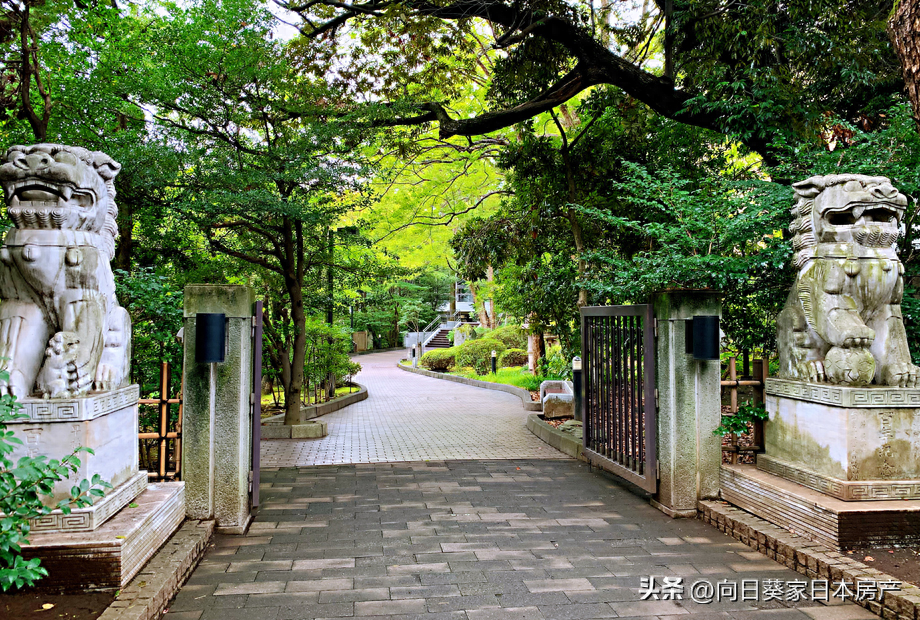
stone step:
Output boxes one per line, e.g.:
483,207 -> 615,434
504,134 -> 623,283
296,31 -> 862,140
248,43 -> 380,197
22,482 -> 186,590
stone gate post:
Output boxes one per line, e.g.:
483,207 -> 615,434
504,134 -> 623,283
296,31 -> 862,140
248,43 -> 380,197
182,285 -> 255,533
652,290 -> 722,517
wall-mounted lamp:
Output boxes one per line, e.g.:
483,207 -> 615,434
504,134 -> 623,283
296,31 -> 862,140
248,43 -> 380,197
684,315 -> 720,361
195,313 -> 226,363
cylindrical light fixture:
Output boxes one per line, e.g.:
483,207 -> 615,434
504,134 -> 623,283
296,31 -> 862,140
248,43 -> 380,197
195,313 -> 226,363
572,356 -> 583,422
491,350 -> 497,374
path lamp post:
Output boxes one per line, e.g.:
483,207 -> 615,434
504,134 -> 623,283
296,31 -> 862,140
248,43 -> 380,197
491,350 -> 497,375
572,356 -> 582,422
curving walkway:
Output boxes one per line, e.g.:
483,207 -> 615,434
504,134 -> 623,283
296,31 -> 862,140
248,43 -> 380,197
260,350 -> 565,467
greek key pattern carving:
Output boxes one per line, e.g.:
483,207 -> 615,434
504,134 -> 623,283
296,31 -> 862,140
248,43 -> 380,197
27,471 -> 147,533
9,385 -> 139,423
766,378 -> 920,408
758,455 -> 920,501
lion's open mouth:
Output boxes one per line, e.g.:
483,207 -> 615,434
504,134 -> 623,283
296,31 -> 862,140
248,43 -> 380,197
5,180 -> 94,210
9,181 -> 73,204
825,203 -> 901,227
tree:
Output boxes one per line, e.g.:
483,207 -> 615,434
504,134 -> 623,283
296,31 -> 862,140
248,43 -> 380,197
284,0 -> 898,164
110,0 -> 378,423
889,0 -> 920,121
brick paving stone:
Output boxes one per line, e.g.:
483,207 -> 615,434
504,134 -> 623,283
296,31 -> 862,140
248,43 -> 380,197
169,460 -> 861,620
260,351 -> 564,466
165,354 -> 874,620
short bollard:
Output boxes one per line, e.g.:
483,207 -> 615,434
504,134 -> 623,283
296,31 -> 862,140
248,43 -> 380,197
491,350 -> 497,374
572,356 -> 582,422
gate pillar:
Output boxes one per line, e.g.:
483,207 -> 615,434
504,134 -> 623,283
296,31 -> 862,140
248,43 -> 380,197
651,290 -> 722,518
181,285 -> 255,534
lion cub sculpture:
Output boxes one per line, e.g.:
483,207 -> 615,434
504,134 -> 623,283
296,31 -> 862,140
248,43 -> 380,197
0,144 -> 131,398
778,174 -> 919,387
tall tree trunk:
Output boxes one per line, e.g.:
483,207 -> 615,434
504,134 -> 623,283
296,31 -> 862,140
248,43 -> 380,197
889,0 -> 920,120
114,202 -> 134,273
282,221 -> 307,426
560,148 -> 589,308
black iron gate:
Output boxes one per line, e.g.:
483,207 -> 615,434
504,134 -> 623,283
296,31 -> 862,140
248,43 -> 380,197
580,304 -> 657,493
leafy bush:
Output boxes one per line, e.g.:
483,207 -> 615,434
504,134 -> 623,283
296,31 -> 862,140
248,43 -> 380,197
490,326 -> 527,349
540,344 -> 571,380
499,348 -> 528,367
456,338 -> 506,375
421,347 -> 458,371
456,324 -> 478,340
0,379 -> 111,591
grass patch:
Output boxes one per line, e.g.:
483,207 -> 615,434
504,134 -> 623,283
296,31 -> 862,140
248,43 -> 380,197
449,366 -> 562,392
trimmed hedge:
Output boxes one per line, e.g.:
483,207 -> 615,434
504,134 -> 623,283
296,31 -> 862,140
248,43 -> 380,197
420,346 -> 458,371
456,338 -> 506,375
489,325 -> 527,349
499,348 -> 528,368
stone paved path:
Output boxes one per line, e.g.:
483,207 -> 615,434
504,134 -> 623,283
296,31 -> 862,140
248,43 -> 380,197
261,351 -> 563,467
166,460 -> 874,620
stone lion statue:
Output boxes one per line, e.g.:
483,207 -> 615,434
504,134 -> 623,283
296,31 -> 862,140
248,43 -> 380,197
778,174 -> 918,387
0,144 -> 131,398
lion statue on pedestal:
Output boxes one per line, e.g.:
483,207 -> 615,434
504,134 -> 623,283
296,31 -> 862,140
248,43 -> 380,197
0,144 -> 131,398
778,174 -> 919,387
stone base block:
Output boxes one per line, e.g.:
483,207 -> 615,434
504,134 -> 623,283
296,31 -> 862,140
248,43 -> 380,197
765,379 -> 920,484
291,420 -> 327,438
22,482 -> 185,591
30,470 -> 147,533
720,463 -> 920,549
7,385 -> 140,504
757,454 -> 920,501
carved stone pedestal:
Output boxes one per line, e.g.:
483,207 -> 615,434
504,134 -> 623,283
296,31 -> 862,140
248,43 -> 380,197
721,378 -> 920,548
761,378 -> 920,500
6,386 -> 148,533
5,387 -> 186,589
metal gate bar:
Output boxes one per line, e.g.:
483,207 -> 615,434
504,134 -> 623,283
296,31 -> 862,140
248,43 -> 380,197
580,304 -> 657,493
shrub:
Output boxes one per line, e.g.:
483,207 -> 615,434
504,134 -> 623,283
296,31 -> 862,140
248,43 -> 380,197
540,344 -> 571,380
421,347 -> 458,371
499,348 -> 528,368
456,338 -> 506,375
456,324 -> 478,340
490,325 -> 527,349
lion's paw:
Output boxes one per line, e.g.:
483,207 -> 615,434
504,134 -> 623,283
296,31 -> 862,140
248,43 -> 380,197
881,362 -> 920,388
93,363 -> 122,392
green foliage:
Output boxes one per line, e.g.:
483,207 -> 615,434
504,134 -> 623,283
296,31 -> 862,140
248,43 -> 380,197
456,324 -> 479,342
301,318 -> 362,404
115,268 -> 183,396
420,347 -> 458,372
713,403 -> 769,437
489,326 -> 527,349
456,338 -> 506,375
498,348 -> 528,368
540,345 -> 571,381
0,376 -> 111,591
